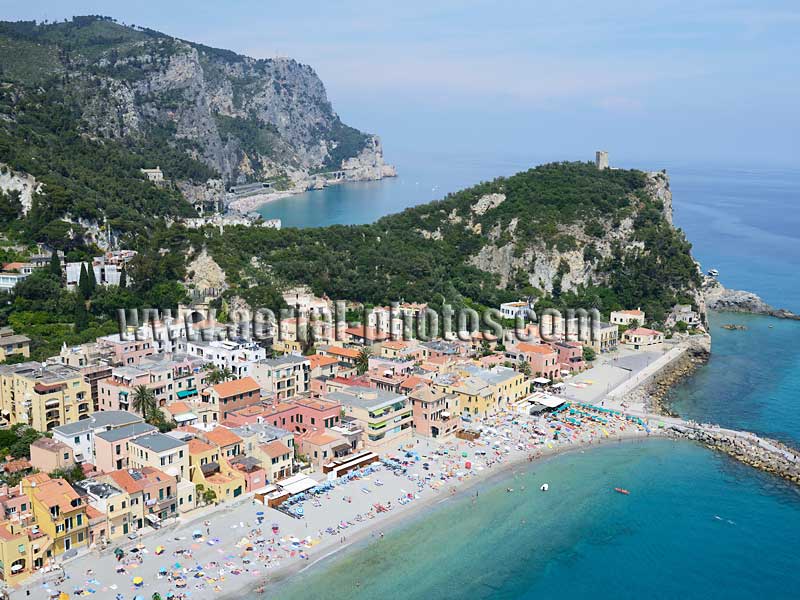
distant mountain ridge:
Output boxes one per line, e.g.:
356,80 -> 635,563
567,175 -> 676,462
0,15 -> 390,240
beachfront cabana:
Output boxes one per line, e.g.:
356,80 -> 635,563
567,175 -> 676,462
277,473 -> 318,496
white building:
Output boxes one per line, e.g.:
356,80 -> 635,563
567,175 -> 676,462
610,309 -> 645,327
500,300 -> 534,320
185,339 -> 266,378
0,271 -> 28,292
141,166 -> 164,183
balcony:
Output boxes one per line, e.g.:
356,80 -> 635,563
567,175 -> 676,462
45,409 -> 61,420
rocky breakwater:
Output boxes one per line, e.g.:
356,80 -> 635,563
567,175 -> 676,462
704,278 -> 800,320
666,425 -> 800,486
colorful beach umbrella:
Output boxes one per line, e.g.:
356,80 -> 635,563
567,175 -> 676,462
132,576 -> 144,586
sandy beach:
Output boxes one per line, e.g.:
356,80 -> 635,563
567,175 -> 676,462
18,399 -> 657,600
227,190 -> 299,214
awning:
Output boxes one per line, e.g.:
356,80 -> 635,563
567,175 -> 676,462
176,389 -> 197,399
278,474 -> 317,496
174,412 -> 198,423
530,394 -> 566,409
532,377 -> 551,384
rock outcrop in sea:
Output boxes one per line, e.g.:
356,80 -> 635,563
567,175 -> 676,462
703,278 -> 800,320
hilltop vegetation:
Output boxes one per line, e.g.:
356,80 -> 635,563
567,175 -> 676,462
203,162 -> 701,324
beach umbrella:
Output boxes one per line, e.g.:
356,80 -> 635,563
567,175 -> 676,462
256,511 -> 264,516
133,576 -> 144,586
58,594 -> 70,600
155,545 -> 165,555
173,562 -> 182,569
193,529 -> 202,537
159,567 -> 168,574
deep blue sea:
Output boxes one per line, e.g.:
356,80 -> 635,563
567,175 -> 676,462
255,154 -> 800,599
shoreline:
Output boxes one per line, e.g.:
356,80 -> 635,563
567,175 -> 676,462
218,427 -> 656,600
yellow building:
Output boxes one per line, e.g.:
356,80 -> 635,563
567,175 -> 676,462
0,361 -> 93,431
0,327 -> 30,362
0,519 -> 43,586
433,365 -> 526,417
23,473 -> 89,556
73,479 -> 132,543
188,439 -> 245,502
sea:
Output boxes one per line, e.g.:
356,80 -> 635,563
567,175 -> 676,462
255,153 -> 800,599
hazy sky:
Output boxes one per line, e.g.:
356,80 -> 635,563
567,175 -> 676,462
3,1 -> 799,166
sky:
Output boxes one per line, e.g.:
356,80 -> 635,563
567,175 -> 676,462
2,0 -> 799,167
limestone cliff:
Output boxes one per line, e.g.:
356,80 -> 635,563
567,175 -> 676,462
0,16 -> 395,208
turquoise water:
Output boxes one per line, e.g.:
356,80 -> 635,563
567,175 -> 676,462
253,159 -> 800,599
274,441 -> 800,600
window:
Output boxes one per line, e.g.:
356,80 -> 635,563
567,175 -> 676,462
63,453 -> 69,460
73,436 -> 80,444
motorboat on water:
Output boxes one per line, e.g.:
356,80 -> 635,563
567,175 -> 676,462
614,487 -> 630,495
707,268 -> 719,277
540,483 -> 549,492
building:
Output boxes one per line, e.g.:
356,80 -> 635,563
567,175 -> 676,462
665,304 -> 702,329
296,430 -> 350,471
105,467 -> 177,530
409,384 -> 460,439
0,327 -> 30,362
72,479 -> 131,542
499,300 -> 534,320
434,365 -> 526,418
622,327 -> 664,350
257,396 -> 342,433
187,438 -> 246,502
202,426 -> 243,460
186,339 -> 266,378
587,321 -> 619,353
51,410 -> 143,465
0,271 -> 28,293
258,440 -> 293,482
251,355 -> 310,401
141,166 -> 164,182
506,343 -> 560,380
595,150 -> 609,170
318,345 -> 361,368
0,519 -> 40,585
551,341 -> 586,373
29,438 -> 75,473
93,422 -> 158,473
128,433 -> 188,481
344,325 -> 390,346
610,309 -> 645,327
24,474 -> 88,556
0,362 -> 93,431
328,386 -> 412,451
307,354 -> 339,378
201,376 -> 261,422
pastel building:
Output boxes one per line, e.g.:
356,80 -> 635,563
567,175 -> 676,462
251,355 -> 310,401
506,342 -> 560,380
128,432 -> 188,481
51,410 -> 143,465
201,377 -> 261,421
328,386 -> 413,451
93,422 -> 158,472
409,384 -> 460,439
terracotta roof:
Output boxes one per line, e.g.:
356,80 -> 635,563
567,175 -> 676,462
3,458 -> 32,473
166,401 -> 192,415
381,340 -> 409,350
325,346 -> 360,359
210,376 -> 260,398
345,326 -> 389,341
307,354 -> 338,369
301,431 -> 340,446
32,478 -> 82,512
626,327 -> 662,336
261,440 -> 292,458
86,505 -> 104,521
516,342 -> 556,355
400,375 -> 427,390
619,309 -> 644,315
188,438 -> 217,455
107,466 -> 173,494
204,427 -> 242,448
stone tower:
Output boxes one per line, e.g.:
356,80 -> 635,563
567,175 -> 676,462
595,151 -> 609,170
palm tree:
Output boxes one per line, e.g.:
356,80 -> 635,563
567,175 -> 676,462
205,366 -> 233,385
355,347 -> 372,375
131,385 -> 157,421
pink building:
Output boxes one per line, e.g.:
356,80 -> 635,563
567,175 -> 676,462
97,333 -> 156,366
93,422 -> 158,472
409,384 -> 460,439
507,342 -> 560,380
230,456 -> 268,491
260,397 -> 342,433
550,341 -> 585,373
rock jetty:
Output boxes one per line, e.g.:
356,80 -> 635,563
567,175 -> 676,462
666,425 -> 800,485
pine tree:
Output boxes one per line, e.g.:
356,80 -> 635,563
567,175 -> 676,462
49,252 -> 61,279
119,268 -> 127,289
78,263 -> 90,298
74,299 -> 89,331
86,262 -> 97,294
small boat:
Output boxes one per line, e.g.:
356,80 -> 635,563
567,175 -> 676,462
707,268 -> 719,277
614,487 -> 630,495
540,483 -> 549,492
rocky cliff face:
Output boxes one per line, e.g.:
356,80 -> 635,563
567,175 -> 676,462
0,17 -> 393,206
704,278 -> 799,320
